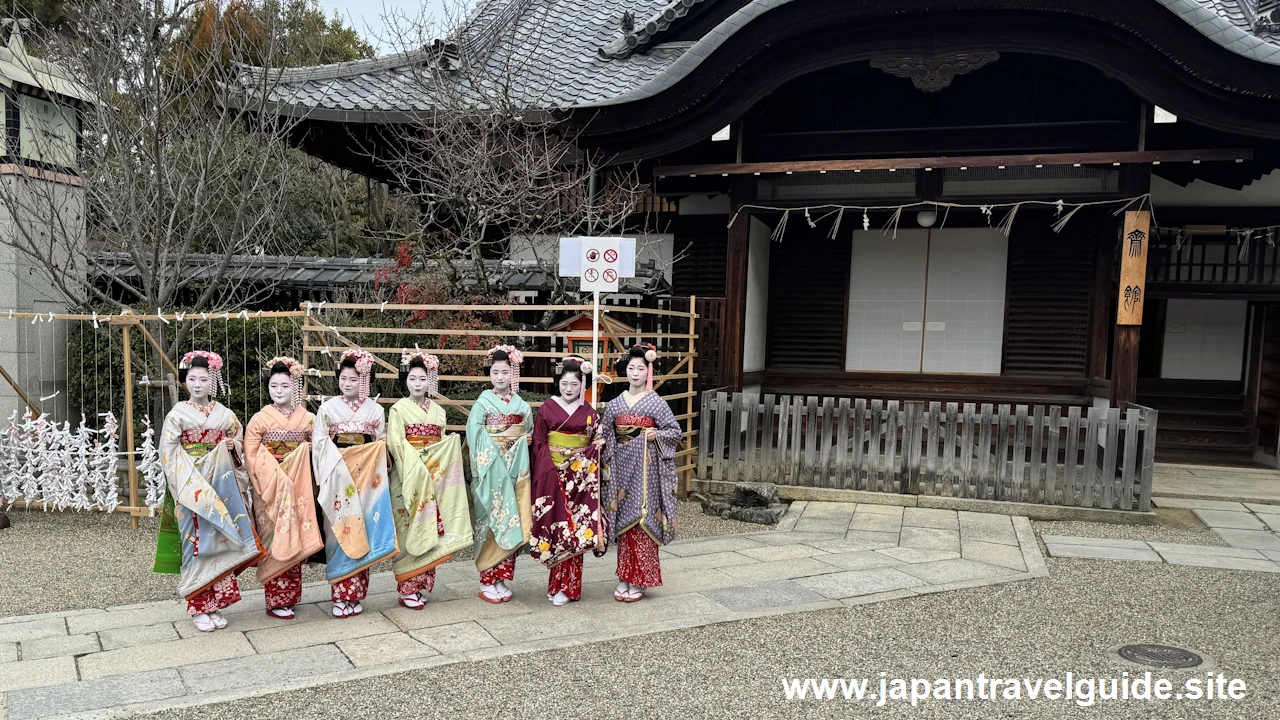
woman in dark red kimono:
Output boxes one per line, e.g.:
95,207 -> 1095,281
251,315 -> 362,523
529,356 -> 608,606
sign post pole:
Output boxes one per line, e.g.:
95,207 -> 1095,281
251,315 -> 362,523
592,290 -> 600,406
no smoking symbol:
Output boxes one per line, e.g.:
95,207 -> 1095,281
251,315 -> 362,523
585,249 -> 601,262
603,249 -> 618,263
603,269 -> 618,283
584,268 -> 600,282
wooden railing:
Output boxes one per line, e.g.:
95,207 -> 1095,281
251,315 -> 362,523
697,392 -> 1158,511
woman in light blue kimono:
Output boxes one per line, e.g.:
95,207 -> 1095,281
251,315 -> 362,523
466,345 -> 533,603
311,349 -> 398,618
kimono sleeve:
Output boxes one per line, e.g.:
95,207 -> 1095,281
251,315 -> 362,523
600,399 -> 618,468
311,405 -> 371,559
651,395 -> 681,462
159,410 -> 244,546
530,406 -> 552,470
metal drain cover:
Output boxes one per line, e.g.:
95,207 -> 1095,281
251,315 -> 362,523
1116,644 -> 1204,669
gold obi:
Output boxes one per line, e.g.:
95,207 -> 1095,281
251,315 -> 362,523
265,440 -> 300,461
547,431 -> 589,464
333,433 -> 373,448
181,429 -> 225,457
405,423 -> 442,451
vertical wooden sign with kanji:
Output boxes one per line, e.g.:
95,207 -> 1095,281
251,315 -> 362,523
1117,211 -> 1150,326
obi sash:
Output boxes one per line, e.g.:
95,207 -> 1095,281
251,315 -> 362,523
263,429 -> 308,461
615,414 -> 655,444
181,429 -> 226,457
486,417 -> 525,453
405,423 -> 442,450
330,420 -> 377,449
547,431 -> 589,464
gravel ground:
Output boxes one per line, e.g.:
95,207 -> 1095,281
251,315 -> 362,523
0,499 -> 765,618
1032,507 -> 1228,548
146,558 -> 1280,720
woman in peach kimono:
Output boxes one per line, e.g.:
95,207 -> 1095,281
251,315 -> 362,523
244,357 -> 324,620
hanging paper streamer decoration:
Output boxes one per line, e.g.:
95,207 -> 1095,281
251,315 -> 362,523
0,410 -> 121,512
91,412 -> 120,513
138,416 -> 165,511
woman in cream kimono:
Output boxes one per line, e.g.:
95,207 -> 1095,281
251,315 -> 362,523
312,349 -> 398,618
386,349 -> 472,610
466,345 -> 533,604
244,357 -> 324,620
153,351 -> 263,632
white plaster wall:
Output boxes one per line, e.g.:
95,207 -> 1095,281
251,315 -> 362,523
922,229 -> 1007,374
1161,299 -> 1248,382
0,175 -> 78,421
846,229 -> 929,372
742,216 -> 770,374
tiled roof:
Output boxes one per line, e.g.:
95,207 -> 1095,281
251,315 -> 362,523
226,0 -> 1280,121
90,252 -> 668,293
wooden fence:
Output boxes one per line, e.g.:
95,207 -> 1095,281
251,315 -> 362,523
697,392 -> 1158,512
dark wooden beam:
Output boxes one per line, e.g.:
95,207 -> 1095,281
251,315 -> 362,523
656,149 -> 1253,177
1088,230 -> 1115,381
1111,326 -> 1141,405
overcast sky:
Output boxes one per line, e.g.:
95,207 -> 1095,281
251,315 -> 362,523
316,0 -> 466,54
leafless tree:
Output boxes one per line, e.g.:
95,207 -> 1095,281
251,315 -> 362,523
371,1 -> 653,318
0,0 -> 315,354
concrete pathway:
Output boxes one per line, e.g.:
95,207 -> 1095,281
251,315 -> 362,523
0,501 -> 1046,720
1043,496 -> 1280,572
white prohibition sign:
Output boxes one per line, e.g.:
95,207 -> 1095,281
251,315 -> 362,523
603,268 -> 618,283
583,268 -> 600,283
603,248 -> 618,263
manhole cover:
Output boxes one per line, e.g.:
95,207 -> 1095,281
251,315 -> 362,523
1116,644 -> 1204,669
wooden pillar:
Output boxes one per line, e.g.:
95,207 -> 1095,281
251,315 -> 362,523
1110,211 -> 1151,406
724,188 -> 751,392
121,320 -> 139,531
1087,226 -> 1115,381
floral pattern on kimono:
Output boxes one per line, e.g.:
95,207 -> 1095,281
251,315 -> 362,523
602,390 -> 681,545
529,399 -> 609,568
465,390 -> 533,572
153,402 -> 264,600
244,406 -> 324,585
312,397 -> 398,583
387,398 -> 472,582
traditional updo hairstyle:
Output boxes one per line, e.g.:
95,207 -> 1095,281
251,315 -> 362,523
263,360 -> 291,385
486,349 -> 511,367
615,344 -> 658,391
554,356 -> 592,387
338,355 -> 360,376
399,356 -> 439,396
178,355 -> 210,384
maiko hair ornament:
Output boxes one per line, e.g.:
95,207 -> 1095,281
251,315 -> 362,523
401,345 -> 441,397
337,348 -> 376,404
486,344 -> 524,393
555,355 -> 594,377
264,356 -> 305,408
180,350 -> 229,398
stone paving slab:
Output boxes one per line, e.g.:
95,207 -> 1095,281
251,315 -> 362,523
796,567 -> 926,599
0,502 -> 1057,720
898,526 -> 961,552
179,644 -> 351,695
408,622 -> 500,654
18,634 -> 100,661
1040,535 -> 1151,549
78,631 -> 255,681
1044,543 -> 1163,562
1158,551 -> 1280,573
1151,497 -> 1248,511
3,669 -> 187,720
1192,508 -> 1266,530
902,507 -> 958,529
957,512 -> 1018,546
0,656 -> 77,693
961,540 -> 1026,571
1214,528 -> 1280,551
337,632 -> 439,668
1147,542 -> 1267,559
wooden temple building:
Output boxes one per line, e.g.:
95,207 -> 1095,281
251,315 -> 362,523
232,0 -> 1280,466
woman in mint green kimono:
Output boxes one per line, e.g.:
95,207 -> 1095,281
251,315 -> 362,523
466,345 -> 532,603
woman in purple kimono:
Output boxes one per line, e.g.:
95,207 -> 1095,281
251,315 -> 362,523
601,344 -> 681,602
530,356 -> 608,606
